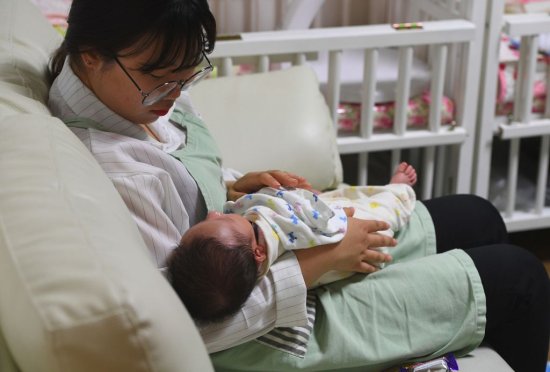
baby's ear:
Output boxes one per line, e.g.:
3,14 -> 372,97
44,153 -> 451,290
253,246 -> 267,264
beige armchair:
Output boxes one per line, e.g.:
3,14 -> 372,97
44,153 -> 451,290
0,0 -> 512,370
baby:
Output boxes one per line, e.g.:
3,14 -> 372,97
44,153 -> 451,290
167,163 -> 417,323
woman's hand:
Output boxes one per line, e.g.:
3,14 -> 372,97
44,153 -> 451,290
226,170 -> 315,201
294,208 -> 395,287
330,217 -> 395,273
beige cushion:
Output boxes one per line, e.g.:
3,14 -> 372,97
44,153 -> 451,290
0,328 -> 18,372
190,66 -> 343,191
0,114 -> 213,372
0,0 -> 213,370
0,0 -> 514,370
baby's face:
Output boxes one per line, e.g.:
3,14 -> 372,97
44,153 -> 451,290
181,212 -> 267,261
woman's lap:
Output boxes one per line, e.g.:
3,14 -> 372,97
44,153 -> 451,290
211,250 -> 485,371
212,195 -> 549,371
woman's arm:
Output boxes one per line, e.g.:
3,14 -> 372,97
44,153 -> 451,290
112,173 -> 189,268
199,252 -> 309,353
226,170 -> 316,201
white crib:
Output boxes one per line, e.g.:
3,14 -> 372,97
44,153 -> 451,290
208,0 -> 485,201
475,0 -> 550,232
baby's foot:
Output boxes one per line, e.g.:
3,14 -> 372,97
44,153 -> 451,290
390,162 -> 417,186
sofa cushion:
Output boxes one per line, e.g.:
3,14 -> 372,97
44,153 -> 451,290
190,65 -> 343,191
0,328 -> 18,372
0,114 -> 213,372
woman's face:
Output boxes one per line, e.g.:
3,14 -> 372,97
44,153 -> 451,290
78,44 -> 196,125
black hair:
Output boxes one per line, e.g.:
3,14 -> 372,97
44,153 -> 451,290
167,233 -> 258,323
49,0 -> 216,81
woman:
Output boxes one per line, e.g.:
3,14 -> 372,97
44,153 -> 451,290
48,0 -> 549,371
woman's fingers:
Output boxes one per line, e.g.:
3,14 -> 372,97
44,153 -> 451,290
363,219 -> 392,234
348,217 -> 392,236
355,248 -> 393,273
237,170 -> 314,191
256,171 -> 284,188
361,246 -> 393,265
366,232 -> 397,250
355,261 -> 379,274
264,170 -> 308,188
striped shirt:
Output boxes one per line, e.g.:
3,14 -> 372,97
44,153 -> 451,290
48,59 -> 308,353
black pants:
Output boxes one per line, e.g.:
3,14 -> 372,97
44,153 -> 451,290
424,194 -> 550,372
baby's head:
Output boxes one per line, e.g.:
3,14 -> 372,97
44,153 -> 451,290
167,211 -> 267,323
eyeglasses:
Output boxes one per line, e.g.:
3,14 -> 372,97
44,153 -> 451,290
251,221 -> 260,243
114,52 -> 213,106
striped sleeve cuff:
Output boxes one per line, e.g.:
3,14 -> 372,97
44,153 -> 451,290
270,252 -> 309,328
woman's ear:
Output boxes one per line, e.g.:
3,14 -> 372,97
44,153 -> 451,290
253,246 -> 267,264
80,51 -> 104,71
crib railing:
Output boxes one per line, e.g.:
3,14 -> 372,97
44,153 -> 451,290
488,14 -> 550,231
210,19 -> 477,199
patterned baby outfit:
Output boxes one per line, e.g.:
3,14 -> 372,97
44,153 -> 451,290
224,184 -> 415,286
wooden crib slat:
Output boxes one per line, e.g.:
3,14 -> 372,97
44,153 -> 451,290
395,46 -> 413,136
513,35 -> 538,123
257,55 -> 269,73
360,49 -> 378,139
337,129 -> 467,153
499,119 -> 550,139
358,153 -> 368,186
503,14 -> 550,36
429,45 -> 448,131
541,65 -> 550,214
506,139 -> 521,218
424,44 -> 448,199
293,53 -> 306,66
472,0 -> 505,198
545,62 -> 550,118
220,57 -> 234,77
216,21 -> 474,56
535,136 -> 550,214
434,146 -> 447,197
422,147 -> 436,200
327,50 -> 342,132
